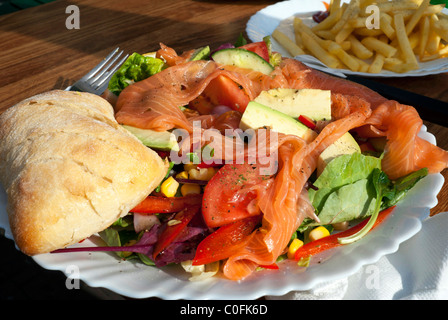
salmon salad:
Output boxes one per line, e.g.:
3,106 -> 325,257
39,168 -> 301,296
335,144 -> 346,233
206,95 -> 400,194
54,36 -> 448,281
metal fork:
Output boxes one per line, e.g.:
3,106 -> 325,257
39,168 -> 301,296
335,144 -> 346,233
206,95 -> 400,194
68,47 -> 129,95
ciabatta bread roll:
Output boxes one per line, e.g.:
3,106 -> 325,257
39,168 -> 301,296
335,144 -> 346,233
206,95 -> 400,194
0,90 -> 167,255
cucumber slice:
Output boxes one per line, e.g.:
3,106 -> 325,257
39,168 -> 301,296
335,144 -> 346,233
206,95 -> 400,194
212,48 -> 274,75
122,125 -> 179,151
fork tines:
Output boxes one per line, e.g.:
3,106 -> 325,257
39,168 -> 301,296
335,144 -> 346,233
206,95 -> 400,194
70,47 -> 129,94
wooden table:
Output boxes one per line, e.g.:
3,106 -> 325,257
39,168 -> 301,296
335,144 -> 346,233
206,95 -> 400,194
0,0 -> 447,299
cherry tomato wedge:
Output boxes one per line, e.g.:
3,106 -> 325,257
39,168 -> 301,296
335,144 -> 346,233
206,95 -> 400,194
205,75 -> 250,113
192,215 -> 260,265
201,163 -> 270,228
152,205 -> 200,258
130,194 -> 202,214
239,41 -> 270,62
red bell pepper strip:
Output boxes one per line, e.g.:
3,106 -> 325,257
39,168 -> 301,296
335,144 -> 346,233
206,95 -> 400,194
295,206 -> 396,261
192,215 -> 260,266
298,115 -> 317,130
130,194 -> 203,214
152,205 -> 201,259
258,263 -> 279,270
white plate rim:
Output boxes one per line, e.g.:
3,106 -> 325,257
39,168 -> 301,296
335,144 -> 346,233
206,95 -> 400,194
0,125 -> 444,300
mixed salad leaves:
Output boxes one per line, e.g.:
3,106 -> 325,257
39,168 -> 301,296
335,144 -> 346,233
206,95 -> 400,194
54,35 -> 428,280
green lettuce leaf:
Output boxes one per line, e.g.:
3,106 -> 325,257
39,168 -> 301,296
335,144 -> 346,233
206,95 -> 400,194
309,152 -> 381,213
313,178 -> 377,226
108,52 -> 165,96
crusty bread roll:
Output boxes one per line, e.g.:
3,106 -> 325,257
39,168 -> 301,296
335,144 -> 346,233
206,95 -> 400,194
0,90 -> 167,255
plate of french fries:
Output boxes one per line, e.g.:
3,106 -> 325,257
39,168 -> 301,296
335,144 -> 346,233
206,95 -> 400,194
246,0 -> 448,77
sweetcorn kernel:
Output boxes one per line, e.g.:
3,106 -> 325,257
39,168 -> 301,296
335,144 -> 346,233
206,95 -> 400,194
176,171 -> 189,180
184,163 -> 197,172
308,226 -> 330,242
160,176 -> 179,197
180,183 -> 202,196
287,238 -> 304,259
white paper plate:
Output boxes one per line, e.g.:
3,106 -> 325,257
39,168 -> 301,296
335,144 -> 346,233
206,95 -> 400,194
0,126 -> 444,300
246,0 -> 448,78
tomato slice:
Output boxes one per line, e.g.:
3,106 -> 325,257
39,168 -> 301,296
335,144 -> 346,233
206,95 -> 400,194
202,163 -> 269,228
239,41 -> 270,62
130,194 -> 203,214
192,215 -> 260,265
190,75 -> 250,114
152,205 -> 200,258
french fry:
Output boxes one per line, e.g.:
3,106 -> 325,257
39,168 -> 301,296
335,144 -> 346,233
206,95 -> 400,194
393,13 -> 419,69
408,31 -> 420,51
340,41 -> 352,51
368,52 -> 385,73
427,14 -> 441,54
348,34 -> 373,59
335,26 -> 355,43
418,16 -> 430,59
376,1 -> 419,13
295,30 -> 304,49
294,18 -> 328,48
405,0 -> 430,35
384,57 -> 405,67
312,0 -> 342,31
380,13 -> 396,39
272,28 -> 306,56
354,56 -> 370,72
399,5 -> 445,19
378,34 -> 389,43
420,44 -> 448,61
348,17 -> 367,28
433,17 -> 448,41
327,41 -> 360,71
300,32 -> 341,69
361,36 -> 398,57
315,30 -> 336,41
383,61 -> 419,73
354,27 -> 384,37
331,0 -> 361,34
359,0 -> 376,8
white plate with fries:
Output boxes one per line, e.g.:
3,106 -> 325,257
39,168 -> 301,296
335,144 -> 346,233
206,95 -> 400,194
247,0 -> 448,77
